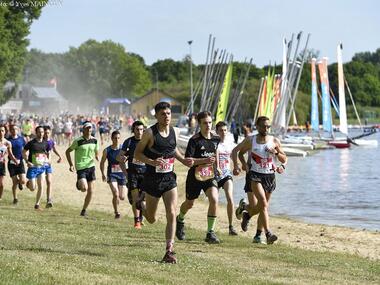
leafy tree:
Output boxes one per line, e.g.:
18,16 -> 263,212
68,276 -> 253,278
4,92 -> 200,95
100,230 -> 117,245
0,1 -> 46,102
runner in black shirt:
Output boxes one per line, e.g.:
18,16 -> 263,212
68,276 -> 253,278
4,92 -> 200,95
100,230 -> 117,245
176,111 -> 222,244
22,126 -> 49,210
134,102 -> 193,264
117,120 -> 146,229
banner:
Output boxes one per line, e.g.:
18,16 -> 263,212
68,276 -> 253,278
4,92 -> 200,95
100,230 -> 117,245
311,58 -> 319,131
215,63 -> 233,123
318,58 -> 333,134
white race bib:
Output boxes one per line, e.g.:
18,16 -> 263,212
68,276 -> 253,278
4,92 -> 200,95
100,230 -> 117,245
132,157 -> 145,166
111,164 -> 122,173
155,158 -> 175,173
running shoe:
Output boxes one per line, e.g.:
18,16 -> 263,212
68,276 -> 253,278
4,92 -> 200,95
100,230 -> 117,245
241,211 -> 250,232
46,200 -> 53,208
235,198 -> 246,220
205,231 -> 220,244
115,212 -> 121,219
175,216 -> 185,240
229,225 -> 238,236
134,221 -> 142,229
18,183 -> 23,190
162,251 -> 177,264
34,204 -> 42,211
80,209 -> 87,216
266,233 -> 278,245
253,235 -> 266,244
13,198 -> 18,205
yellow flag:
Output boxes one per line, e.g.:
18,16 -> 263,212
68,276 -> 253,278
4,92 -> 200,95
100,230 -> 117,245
216,63 -> 233,123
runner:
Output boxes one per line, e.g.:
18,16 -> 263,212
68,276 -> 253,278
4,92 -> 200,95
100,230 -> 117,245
100,130 -> 126,219
232,116 -> 287,244
43,126 -> 63,208
22,126 -> 49,210
65,121 -> 99,216
215,121 -> 237,235
117,120 -> 146,229
176,111 -> 221,244
7,125 -> 27,204
21,118 -> 33,142
134,102 -> 193,264
0,125 -> 18,203
64,119 -> 73,146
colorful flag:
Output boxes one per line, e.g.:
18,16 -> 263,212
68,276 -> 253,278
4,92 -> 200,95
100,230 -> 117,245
216,63 -> 233,123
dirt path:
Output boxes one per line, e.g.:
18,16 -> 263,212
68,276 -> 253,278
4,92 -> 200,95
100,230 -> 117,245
5,144 -> 379,261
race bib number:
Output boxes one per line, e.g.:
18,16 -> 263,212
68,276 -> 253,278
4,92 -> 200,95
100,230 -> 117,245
34,153 -> 47,166
195,164 -> 215,181
219,158 -> 230,171
132,157 -> 145,166
111,164 -> 122,173
10,159 -> 20,165
155,158 -> 175,173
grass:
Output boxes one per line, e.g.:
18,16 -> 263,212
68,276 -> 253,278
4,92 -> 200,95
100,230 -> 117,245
0,196 -> 379,285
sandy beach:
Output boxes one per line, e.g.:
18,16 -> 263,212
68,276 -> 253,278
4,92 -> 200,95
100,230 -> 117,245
4,143 -> 379,261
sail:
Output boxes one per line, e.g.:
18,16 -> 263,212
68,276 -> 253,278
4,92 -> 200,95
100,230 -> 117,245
215,63 -> 233,122
311,58 -> 319,131
337,43 -> 348,135
318,58 -> 333,134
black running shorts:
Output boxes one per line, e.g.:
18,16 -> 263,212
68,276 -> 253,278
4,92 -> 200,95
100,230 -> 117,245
248,171 -> 276,193
217,175 -> 233,189
77,166 -> 96,182
186,173 -> 218,200
141,172 -> 177,198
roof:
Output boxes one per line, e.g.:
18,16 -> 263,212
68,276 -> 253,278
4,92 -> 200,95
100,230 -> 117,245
103,98 -> 131,105
132,89 -> 181,105
32,87 -> 66,101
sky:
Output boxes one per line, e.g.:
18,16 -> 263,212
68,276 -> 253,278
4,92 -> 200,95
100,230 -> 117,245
28,0 -> 380,67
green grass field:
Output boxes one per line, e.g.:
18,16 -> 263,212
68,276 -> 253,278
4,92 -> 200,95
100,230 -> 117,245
0,196 -> 379,285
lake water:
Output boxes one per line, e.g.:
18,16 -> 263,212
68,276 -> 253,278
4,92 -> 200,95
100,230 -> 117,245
224,132 -> 380,231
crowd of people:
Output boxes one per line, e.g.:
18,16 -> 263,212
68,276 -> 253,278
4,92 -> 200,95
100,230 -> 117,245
0,104 -> 287,264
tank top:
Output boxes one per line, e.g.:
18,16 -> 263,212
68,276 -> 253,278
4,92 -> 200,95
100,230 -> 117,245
106,145 -> 125,178
143,123 -> 176,174
217,140 -> 233,179
0,142 -> 8,164
250,135 -> 276,174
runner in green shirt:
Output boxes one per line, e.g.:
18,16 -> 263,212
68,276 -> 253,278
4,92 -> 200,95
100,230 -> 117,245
65,121 -> 99,216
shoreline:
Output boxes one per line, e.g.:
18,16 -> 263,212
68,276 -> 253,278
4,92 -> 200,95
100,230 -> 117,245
3,144 -> 379,261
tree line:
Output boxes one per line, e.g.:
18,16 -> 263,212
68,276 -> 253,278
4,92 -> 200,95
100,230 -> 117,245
1,2 -> 379,122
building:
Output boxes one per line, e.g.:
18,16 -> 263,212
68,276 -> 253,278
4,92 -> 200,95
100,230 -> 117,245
0,84 -> 68,114
130,89 -> 183,118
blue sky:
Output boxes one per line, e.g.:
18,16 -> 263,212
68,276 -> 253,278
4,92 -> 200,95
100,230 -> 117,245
29,0 -> 380,67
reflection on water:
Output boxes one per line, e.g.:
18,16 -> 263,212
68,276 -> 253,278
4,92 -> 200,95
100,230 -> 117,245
226,133 -> 380,231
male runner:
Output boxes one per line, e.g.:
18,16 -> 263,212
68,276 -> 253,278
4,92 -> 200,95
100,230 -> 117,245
0,125 -> 18,202
7,125 -> 26,204
232,116 -> 287,244
117,120 -> 146,229
176,111 -> 221,244
134,102 -> 193,264
22,126 -> 49,210
100,130 -> 126,219
65,122 -> 99,216
215,121 -> 237,235
43,126 -> 63,208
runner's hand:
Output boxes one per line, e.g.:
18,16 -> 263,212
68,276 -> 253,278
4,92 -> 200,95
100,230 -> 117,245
152,157 -> 165,167
276,165 -> 285,174
233,167 -> 241,176
121,155 -> 128,163
216,167 -> 222,176
27,162 -> 33,167
69,165 -> 75,172
206,156 -> 216,164
102,174 -> 107,182
57,157 -> 62,163
183,158 -> 194,167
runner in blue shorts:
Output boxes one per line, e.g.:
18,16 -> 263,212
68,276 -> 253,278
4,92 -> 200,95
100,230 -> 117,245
22,126 -> 49,210
43,126 -> 63,208
100,130 -> 126,219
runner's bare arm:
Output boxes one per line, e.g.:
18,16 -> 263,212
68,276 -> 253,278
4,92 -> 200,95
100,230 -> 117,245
22,149 -> 32,167
117,149 -> 128,176
215,149 -> 222,176
100,149 -> 107,182
65,147 -> 75,172
52,145 -> 63,163
231,137 -> 251,175
134,129 -> 159,167
175,147 -> 193,167
6,142 -> 18,164
274,137 -> 287,164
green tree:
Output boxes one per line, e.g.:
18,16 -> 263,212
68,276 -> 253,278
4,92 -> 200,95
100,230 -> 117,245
0,1 -> 46,102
